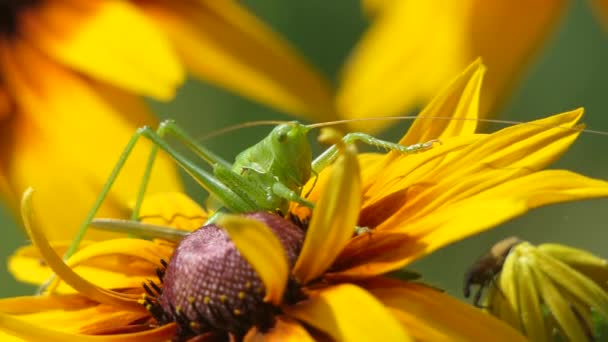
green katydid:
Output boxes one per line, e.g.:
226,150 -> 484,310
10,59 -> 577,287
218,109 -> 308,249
67,114 -> 608,259
63,118 -> 439,259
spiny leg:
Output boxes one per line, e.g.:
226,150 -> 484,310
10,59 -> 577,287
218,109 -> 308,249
312,132 -> 439,173
64,121 -> 254,261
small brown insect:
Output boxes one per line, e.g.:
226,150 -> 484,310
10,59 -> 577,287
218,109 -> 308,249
463,236 -> 522,307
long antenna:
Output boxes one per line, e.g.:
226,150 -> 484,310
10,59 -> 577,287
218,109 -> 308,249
198,120 -> 290,141
307,116 -> 608,136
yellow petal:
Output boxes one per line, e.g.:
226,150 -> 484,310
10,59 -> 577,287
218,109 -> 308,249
528,257 -> 589,341
399,59 -> 484,146
293,143 -> 361,284
245,317 -> 314,342
25,1 -> 184,100
342,0 -> 565,125
137,192 -> 207,231
512,254 -> 547,341
537,243 -> 608,288
20,189 -> 144,311
8,242 -> 153,292
45,238 -> 171,294
469,0 -> 566,116
217,215 -> 289,305
283,284 -> 411,341
141,1 -> 335,121
0,294 -> 93,314
368,280 -> 526,341
0,311 -> 177,342
337,0 -> 473,131
0,40 -> 182,241
332,198 -> 527,278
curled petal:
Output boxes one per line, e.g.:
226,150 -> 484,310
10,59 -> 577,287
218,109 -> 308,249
217,215 -> 289,305
293,143 -> 361,284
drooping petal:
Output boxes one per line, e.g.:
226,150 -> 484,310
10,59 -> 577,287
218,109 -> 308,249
283,284 -> 411,341
338,0 -> 565,129
23,0 -> 184,100
8,240 -> 170,292
366,279 -> 526,341
20,189 -> 144,311
0,39 -> 182,241
217,215 -> 289,305
139,1 -> 336,121
44,238 -> 171,294
293,139 -> 361,284
136,192 -> 207,231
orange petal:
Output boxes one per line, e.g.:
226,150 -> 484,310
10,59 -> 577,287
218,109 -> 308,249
0,311 -> 176,342
367,279 -> 526,341
293,142 -> 361,284
217,215 -> 289,305
140,1 -> 335,121
24,0 -> 183,100
0,39 -> 182,241
283,284 -> 411,341
245,317 -> 314,342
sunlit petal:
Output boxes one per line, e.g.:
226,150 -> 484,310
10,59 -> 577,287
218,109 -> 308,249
293,142 -> 361,284
136,192 -> 207,231
141,1 -> 335,121
24,1 -> 183,100
0,40 -> 182,241
284,284 -> 411,341
368,280 -> 526,341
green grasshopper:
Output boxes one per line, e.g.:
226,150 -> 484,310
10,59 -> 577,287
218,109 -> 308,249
64,119 -> 438,259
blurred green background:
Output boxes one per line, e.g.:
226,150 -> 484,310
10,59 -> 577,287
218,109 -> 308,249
2,0 -> 608,303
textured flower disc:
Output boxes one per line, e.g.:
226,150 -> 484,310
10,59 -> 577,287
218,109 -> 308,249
156,212 -> 305,339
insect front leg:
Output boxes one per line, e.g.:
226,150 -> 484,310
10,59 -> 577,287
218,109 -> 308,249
64,121 -> 254,260
312,132 -> 439,173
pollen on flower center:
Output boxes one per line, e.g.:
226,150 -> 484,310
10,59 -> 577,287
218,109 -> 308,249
0,0 -> 39,37
145,212 -> 305,340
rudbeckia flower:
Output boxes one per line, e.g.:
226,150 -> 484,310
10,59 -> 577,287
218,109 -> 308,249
3,61 -> 608,341
0,0 -> 332,240
227,1 -> 566,133
468,237 -> 608,341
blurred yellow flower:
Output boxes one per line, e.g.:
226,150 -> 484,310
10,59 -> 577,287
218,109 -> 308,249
470,237 -> 608,341
238,1 -> 566,133
4,60 -> 608,340
0,0 -> 332,240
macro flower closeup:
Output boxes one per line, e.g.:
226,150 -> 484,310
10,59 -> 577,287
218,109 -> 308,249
475,237 -> 608,341
0,0 -> 331,241
2,60 -> 608,340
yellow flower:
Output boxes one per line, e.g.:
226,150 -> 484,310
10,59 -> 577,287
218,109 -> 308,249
1,160 -> 522,341
231,1 -> 566,133
469,237 -> 608,341
0,0 -> 332,240
338,0 -> 566,131
4,60 -> 608,341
